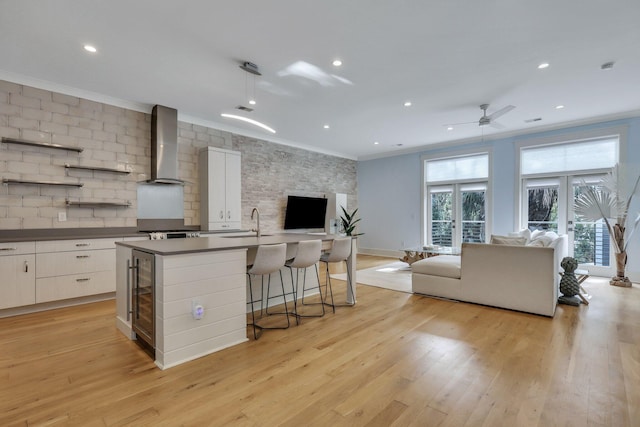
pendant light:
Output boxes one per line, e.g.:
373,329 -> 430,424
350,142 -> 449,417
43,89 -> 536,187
221,61 -> 276,134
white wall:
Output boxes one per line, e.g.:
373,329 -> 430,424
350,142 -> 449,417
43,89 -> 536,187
358,116 -> 640,282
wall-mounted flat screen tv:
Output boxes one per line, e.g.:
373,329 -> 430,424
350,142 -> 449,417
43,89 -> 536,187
284,195 -> 328,230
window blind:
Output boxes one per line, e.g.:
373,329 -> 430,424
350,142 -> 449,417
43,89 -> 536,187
425,153 -> 488,183
521,138 -> 617,175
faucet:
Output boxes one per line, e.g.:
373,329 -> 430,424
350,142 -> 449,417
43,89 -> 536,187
251,207 -> 261,237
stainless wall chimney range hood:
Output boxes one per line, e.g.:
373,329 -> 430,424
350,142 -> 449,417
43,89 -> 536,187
148,105 -> 185,185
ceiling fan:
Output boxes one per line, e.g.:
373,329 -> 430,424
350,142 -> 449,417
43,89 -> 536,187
447,104 -> 516,129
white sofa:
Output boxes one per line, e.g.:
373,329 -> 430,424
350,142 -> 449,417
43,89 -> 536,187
411,235 -> 568,317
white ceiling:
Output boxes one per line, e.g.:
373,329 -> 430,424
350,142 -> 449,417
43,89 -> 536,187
1,1 -> 640,160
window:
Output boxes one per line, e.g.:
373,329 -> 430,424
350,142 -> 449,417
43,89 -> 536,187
518,131 -> 621,275
424,152 -> 490,247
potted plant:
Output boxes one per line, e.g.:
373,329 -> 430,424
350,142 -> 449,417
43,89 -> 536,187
340,206 -> 364,237
574,164 -> 640,287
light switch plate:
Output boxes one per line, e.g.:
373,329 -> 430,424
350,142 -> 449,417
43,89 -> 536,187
58,211 -> 67,222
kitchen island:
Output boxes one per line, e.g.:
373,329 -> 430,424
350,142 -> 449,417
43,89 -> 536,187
115,233 -> 356,369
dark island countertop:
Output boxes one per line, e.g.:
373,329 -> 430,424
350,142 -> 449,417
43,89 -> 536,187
115,233 -> 338,256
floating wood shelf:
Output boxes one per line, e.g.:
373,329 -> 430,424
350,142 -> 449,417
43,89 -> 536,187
3,178 -> 83,187
65,200 -> 131,208
1,137 -> 83,153
64,164 -> 131,175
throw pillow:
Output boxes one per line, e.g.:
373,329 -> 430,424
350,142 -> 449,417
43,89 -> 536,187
529,235 -> 554,247
508,228 -> 531,243
530,229 -> 546,240
548,235 -> 563,249
490,235 -> 527,245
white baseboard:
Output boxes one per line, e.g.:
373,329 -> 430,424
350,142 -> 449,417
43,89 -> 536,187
358,247 -> 404,258
0,292 -> 115,318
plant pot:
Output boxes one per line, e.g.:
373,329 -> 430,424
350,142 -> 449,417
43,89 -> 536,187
611,251 -> 632,287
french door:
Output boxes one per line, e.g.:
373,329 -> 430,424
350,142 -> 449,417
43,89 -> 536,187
522,175 -> 613,276
427,183 -> 487,247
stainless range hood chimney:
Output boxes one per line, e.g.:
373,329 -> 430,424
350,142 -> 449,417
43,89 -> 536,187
149,105 -> 184,185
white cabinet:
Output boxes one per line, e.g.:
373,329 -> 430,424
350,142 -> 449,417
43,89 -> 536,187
0,242 -> 36,309
199,147 -> 241,231
35,237 -> 119,304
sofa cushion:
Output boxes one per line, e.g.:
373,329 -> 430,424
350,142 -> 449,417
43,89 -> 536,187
411,255 -> 461,279
490,235 -> 527,245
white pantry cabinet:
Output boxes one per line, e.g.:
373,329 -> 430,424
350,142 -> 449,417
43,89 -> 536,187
199,147 -> 241,231
0,242 -> 36,309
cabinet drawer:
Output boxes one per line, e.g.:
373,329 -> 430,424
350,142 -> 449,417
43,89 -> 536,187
207,222 -> 241,231
35,270 -> 116,303
36,238 -> 120,253
36,249 -> 115,278
0,254 -> 36,309
0,241 -> 35,256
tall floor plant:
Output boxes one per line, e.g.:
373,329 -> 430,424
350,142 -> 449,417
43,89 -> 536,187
574,164 -> 640,287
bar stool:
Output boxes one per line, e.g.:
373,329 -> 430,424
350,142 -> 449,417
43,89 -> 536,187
285,239 -> 323,318
320,237 -> 353,313
246,243 -> 289,340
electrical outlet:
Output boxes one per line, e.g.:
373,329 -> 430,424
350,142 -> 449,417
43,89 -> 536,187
58,211 -> 67,222
192,300 -> 204,320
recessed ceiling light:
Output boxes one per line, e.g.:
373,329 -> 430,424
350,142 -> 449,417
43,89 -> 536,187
220,113 -> 276,133
447,126 -> 453,131
555,105 -> 565,109
83,44 -> 97,53
404,101 -> 412,107
374,141 -> 379,145
538,62 -> 549,69
248,99 -> 256,105
323,124 -> 330,129
332,59 -> 342,67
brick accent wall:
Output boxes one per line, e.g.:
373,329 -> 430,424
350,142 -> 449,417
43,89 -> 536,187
233,135 -> 358,233
0,80 -> 357,231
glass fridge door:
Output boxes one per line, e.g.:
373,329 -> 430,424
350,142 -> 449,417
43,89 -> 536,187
132,250 -> 154,348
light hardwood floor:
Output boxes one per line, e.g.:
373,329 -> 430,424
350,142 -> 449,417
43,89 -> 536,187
1,255 -> 638,426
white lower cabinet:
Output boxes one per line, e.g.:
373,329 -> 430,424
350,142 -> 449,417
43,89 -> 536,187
1,236 -> 126,313
36,270 -> 115,303
34,237 -> 120,304
0,242 -> 36,309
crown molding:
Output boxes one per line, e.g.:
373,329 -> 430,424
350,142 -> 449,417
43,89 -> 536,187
357,110 -> 640,161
